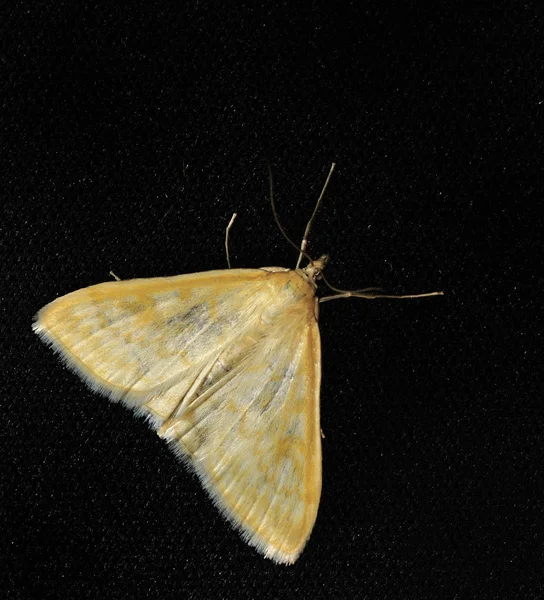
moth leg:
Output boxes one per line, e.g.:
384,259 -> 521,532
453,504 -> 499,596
313,297 -> 320,321
225,212 -> 237,268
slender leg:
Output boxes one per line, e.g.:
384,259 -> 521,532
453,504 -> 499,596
225,212 -> 237,268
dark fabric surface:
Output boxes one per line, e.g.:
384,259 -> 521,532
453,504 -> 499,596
1,2 -> 541,598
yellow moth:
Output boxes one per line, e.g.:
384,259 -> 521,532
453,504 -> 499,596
32,164 -> 442,564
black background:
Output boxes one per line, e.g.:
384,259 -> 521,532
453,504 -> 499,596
2,2 -> 542,598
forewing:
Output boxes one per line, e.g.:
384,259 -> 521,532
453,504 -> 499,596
162,299 -> 322,564
32,269 -> 270,426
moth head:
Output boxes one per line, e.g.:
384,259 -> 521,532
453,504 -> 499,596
303,254 -> 328,282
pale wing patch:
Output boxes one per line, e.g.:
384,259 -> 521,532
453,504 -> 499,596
162,302 -> 322,564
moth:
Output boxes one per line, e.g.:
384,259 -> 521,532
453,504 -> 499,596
32,164 -> 442,564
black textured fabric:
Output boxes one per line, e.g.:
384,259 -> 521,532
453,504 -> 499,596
2,2 -> 541,598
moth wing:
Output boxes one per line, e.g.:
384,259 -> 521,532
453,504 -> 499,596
32,269 -> 272,427
34,267 -> 322,563
162,290 -> 322,564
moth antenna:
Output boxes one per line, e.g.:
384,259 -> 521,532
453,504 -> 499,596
225,212 -> 237,269
319,270 -> 443,303
267,161 -> 314,264
296,162 -> 336,269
